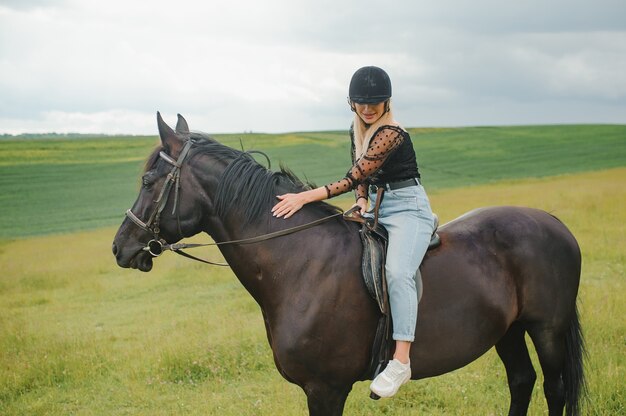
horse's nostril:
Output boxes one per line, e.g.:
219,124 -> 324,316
112,242 -> 118,256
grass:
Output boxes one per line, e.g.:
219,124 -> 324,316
1,124 -> 625,237
1,166 -> 624,415
0,124 -> 624,414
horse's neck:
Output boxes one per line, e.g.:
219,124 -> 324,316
206,210 -> 337,308
203,214 -> 281,303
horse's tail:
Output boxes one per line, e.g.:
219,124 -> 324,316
563,305 -> 587,416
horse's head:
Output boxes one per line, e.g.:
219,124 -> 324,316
113,112 -> 339,272
112,112 -> 217,271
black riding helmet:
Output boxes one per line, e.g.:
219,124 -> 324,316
348,66 -> 392,104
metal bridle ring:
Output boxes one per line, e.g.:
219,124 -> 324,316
145,239 -> 164,257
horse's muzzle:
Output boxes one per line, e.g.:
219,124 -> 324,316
112,240 -> 155,272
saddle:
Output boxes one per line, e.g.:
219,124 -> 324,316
344,188 -> 441,382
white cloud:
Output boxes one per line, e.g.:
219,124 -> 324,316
0,0 -> 625,134
0,109 -> 154,134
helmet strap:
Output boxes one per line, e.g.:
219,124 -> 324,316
347,98 -> 356,112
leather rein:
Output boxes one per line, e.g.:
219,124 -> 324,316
125,140 -> 365,266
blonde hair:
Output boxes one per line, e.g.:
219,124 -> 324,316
352,101 -> 401,158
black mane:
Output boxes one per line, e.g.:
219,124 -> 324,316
144,132 -> 241,172
143,132 -> 341,224
190,133 -> 342,224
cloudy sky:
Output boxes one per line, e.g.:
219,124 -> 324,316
1,0 -> 625,134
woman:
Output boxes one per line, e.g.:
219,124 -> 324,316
272,66 -> 434,398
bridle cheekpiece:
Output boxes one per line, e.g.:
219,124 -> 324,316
125,139 -> 194,257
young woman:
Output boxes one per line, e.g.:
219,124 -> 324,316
272,66 -> 434,398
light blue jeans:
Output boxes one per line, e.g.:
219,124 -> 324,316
368,183 -> 434,342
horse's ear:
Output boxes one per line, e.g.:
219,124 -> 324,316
157,111 -> 183,155
175,113 -> 189,135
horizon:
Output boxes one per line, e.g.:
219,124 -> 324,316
3,121 -> 626,139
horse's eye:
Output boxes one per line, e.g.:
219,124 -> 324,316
142,172 -> 155,189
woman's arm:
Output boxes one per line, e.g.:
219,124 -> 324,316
323,125 -> 406,198
272,126 -> 405,219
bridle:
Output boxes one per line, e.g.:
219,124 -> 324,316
125,139 -> 194,258
124,139 -> 363,266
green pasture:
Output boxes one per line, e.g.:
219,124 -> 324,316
0,124 -> 625,415
1,124 -> 625,237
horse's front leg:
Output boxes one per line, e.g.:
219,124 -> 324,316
304,383 -> 351,416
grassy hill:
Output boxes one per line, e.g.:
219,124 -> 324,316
1,167 -> 624,415
1,124 -> 624,414
1,124 -> 625,237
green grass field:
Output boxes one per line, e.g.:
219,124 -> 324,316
1,125 -> 625,415
1,124 -> 625,237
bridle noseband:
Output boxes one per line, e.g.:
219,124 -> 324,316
125,139 -> 194,257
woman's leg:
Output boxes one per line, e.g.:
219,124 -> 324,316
394,340 -> 411,364
369,185 -> 434,397
379,186 -> 433,343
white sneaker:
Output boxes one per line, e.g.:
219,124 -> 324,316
370,359 -> 411,398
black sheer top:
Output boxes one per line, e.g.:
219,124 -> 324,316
323,125 -> 420,200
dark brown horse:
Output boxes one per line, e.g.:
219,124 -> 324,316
112,114 -> 585,416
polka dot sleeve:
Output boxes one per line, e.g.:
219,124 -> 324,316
323,125 -> 406,198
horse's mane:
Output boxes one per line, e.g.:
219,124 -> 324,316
147,132 -> 341,225
144,132 -> 241,172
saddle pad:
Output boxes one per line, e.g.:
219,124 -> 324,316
360,222 -> 388,314
359,218 -> 439,313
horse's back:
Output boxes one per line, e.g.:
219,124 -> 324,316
412,206 -> 581,377
438,206 -> 580,272
437,206 -> 581,309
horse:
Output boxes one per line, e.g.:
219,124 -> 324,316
112,113 -> 585,416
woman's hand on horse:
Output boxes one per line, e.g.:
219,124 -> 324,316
272,193 -> 308,219
272,188 -> 328,219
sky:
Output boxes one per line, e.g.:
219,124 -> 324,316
1,0 -> 625,135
